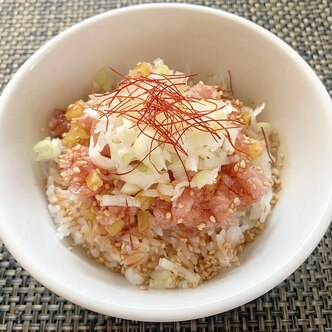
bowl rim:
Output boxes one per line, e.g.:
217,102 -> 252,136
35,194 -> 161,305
0,3 -> 332,322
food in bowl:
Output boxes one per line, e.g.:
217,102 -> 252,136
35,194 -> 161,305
33,59 -> 281,289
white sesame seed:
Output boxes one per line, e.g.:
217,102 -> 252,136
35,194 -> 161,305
177,218 -> 183,224
166,212 -> 172,220
239,160 -> 246,168
233,197 -> 240,206
189,190 -> 194,197
209,215 -> 216,223
233,165 -> 239,172
178,203 -> 184,208
197,223 -> 206,230
73,166 -> 80,173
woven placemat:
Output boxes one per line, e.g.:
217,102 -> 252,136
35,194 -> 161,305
0,0 -> 331,331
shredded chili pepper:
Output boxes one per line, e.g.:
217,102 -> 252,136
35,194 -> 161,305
228,70 -> 233,96
261,127 -> 275,164
92,69 -> 245,182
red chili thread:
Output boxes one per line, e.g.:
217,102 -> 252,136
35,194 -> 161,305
261,127 -> 275,165
92,69 -> 246,182
228,70 -> 233,96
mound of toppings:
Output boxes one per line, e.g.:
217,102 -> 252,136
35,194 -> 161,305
34,59 -> 280,289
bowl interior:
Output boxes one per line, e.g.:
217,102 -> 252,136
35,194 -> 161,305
0,5 -> 331,321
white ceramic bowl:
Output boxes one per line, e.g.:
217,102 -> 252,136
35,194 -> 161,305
0,4 -> 331,322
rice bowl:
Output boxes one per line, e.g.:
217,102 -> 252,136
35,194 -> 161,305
0,4 -> 331,321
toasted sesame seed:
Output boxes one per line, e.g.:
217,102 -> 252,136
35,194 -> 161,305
197,223 -> 206,230
189,190 -> 194,197
73,166 -> 80,173
209,215 -> 216,223
105,184 -> 110,189
166,212 -> 172,220
233,165 -> 239,172
177,218 -> 183,224
98,257 -> 105,263
227,208 -> 234,214
178,203 -> 184,208
233,197 -> 240,206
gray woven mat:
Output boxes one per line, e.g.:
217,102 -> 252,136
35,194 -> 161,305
1,0 -> 331,331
